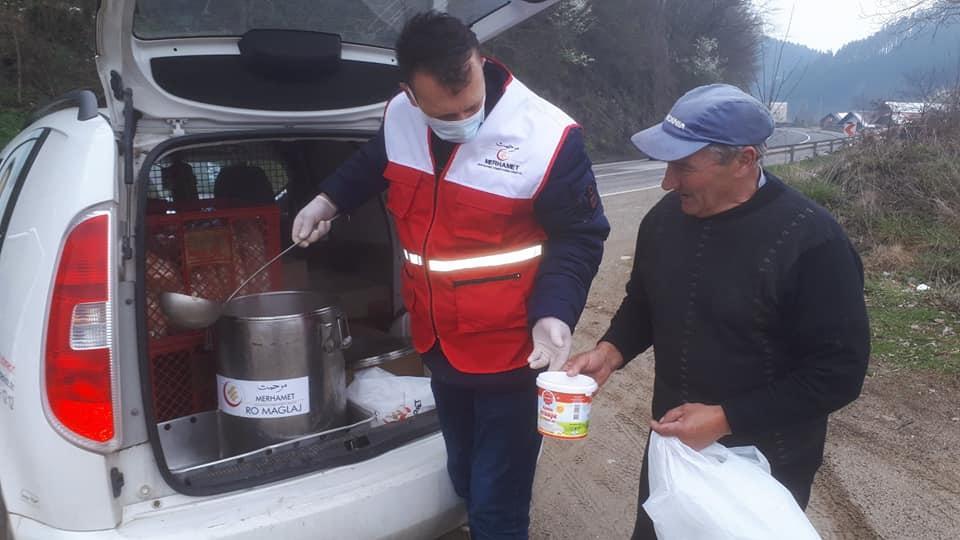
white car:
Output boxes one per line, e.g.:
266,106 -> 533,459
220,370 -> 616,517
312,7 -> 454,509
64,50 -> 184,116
0,2 -> 557,538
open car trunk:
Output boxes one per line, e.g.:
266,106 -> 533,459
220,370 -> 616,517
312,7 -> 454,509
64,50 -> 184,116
101,0 -> 561,497
137,133 -> 437,496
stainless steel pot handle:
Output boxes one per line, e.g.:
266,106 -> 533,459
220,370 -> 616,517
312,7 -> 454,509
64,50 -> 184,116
337,315 -> 352,350
320,315 -> 353,353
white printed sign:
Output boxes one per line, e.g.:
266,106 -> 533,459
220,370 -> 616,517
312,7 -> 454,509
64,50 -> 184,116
217,375 -> 310,418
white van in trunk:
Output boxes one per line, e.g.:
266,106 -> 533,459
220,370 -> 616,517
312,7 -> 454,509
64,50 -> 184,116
0,2 -> 558,538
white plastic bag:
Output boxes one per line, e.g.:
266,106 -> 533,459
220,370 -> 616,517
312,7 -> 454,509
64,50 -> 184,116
346,367 -> 435,427
643,432 -> 821,540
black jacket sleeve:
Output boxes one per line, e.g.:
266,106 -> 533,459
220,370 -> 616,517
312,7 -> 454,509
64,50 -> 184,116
721,234 -> 871,435
317,127 -> 389,212
528,128 -> 611,329
600,210 -> 655,363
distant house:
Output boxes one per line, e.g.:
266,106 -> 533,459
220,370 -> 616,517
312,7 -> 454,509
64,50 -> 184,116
876,102 -> 941,126
819,112 -> 848,129
769,102 -> 789,124
840,112 -> 863,125
838,112 -> 866,136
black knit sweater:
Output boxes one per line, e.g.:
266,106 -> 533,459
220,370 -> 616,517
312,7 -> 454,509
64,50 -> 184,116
602,172 -> 870,467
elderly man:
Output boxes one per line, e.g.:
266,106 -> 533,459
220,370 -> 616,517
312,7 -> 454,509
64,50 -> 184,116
565,84 -> 870,538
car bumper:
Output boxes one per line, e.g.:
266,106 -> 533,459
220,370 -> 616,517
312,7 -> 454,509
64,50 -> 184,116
8,434 -> 465,540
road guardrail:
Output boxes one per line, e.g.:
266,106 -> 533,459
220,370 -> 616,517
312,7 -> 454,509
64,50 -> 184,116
765,135 -> 860,164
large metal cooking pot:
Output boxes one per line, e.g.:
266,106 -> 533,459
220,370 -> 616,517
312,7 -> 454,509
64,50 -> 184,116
215,291 -> 351,457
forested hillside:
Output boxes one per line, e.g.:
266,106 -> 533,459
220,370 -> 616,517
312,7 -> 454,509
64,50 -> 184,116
759,13 -> 960,122
487,0 -> 761,158
0,0 -> 762,159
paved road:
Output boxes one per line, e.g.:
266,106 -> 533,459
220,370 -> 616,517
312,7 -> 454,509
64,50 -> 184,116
595,128 -> 849,196
766,127 -> 850,165
594,159 -> 667,197
767,127 -> 846,147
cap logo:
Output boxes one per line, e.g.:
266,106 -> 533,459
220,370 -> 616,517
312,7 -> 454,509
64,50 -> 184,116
665,114 -> 686,131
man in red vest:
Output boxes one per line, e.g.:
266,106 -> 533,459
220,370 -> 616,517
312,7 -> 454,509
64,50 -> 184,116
293,11 -> 609,539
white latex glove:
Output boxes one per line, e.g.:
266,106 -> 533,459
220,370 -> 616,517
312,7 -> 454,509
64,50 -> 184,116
527,317 -> 572,371
292,194 -> 338,246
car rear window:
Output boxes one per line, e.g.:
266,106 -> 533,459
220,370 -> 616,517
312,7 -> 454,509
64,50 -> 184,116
133,0 -> 510,47
0,130 -> 48,256
146,142 -> 289,203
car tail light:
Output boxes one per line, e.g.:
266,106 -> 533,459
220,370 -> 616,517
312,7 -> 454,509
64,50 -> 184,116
44,211 -> 119,449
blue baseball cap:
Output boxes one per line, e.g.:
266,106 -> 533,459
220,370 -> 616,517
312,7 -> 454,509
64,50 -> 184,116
631,84 -> 774,162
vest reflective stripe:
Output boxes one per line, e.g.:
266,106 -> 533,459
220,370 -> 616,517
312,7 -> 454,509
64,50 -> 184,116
402,249 -> 423,266
383,62 -> 576,373
404,245 -> 542,272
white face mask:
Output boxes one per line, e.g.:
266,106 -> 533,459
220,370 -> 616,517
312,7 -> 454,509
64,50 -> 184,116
423,105 -> 485,144
420,97 -> 486,144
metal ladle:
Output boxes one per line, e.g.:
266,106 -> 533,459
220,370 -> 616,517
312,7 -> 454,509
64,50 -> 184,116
159,217 -> 338,329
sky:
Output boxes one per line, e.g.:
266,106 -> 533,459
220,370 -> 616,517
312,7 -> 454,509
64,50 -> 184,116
758,0 -> 910,52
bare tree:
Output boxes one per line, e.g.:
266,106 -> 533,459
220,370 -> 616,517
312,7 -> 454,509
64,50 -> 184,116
665,0 -> 763,90
753,1 -> 809,110
549,0 -> 597,67
901,67 -> 949,103
875,0 -> 960,32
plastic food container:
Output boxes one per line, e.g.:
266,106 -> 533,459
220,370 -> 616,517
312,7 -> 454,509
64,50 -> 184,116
536,372 -> 598,440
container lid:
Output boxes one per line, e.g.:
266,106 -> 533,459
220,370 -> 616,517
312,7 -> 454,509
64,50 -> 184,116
536,372 -> 598,395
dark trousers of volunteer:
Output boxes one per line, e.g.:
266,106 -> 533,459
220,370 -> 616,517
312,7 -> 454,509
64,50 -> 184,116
427,356 -> 542,540
630,434 -> 819,539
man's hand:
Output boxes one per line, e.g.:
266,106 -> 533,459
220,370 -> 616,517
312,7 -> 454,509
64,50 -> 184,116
292,194 -> 338,246
562,341 -> 624,388
650,403 -> 732,451
527,317 -> 572,371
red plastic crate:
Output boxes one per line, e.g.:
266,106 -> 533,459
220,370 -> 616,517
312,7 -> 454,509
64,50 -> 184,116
144,202 -> 282,339
144,202 -> 283,421
148,332 -> 216,422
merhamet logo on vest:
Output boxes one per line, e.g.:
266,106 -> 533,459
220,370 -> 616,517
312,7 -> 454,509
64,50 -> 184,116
479,142 -> 522,175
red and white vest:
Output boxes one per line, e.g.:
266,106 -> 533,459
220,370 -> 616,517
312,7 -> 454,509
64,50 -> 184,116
383,72 -> 576,373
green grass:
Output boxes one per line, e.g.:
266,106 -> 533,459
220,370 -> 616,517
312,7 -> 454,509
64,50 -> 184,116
768,158 -> 844,207
793,178 -> 844,207
854,213 -> 960,285
0,109 -> 28,149
772,153 -> 960,374
865,276 -> 960,374
767,155 -> 834,177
